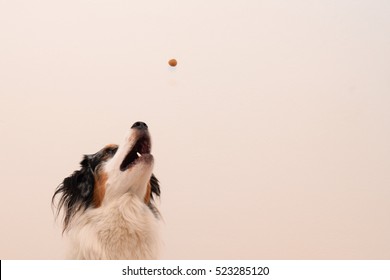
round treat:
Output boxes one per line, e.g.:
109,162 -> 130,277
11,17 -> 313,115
168,59 -> 177,67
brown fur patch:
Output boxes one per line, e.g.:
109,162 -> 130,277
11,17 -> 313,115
144,182 -> 151,204
105,144 -> 118,149
93,171 -> 108,207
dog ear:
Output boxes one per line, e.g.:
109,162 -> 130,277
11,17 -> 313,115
149,173 -> 160,198
53,156 -> 95,231
63,167 -> 94,199
146,174 -> 161,218
62,155 -> 95,200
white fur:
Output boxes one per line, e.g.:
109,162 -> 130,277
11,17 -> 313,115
67,194 -> 159,259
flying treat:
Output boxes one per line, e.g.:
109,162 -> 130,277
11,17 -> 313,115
168,59 -> 177,67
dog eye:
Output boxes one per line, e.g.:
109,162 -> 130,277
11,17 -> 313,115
104,147 -> 117,156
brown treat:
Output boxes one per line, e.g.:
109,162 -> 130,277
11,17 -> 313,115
168,59 -> 177,67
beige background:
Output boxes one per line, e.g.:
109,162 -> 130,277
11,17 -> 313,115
0,0 -> 389,259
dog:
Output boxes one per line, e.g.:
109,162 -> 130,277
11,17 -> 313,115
52,121 -> 161,259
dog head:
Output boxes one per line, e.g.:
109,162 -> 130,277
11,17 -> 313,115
53,122 -> 160,231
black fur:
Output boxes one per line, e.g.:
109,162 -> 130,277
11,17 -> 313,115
150,174 -> 161,198
52,158 -> 93,231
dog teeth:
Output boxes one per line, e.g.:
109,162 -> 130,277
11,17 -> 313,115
137,152 -> 141,158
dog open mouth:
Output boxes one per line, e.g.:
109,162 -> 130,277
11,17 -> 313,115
120,135 -> 151,171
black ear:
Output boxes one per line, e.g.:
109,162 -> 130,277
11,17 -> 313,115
53,158 -> 95,231
63,168 -> 94,199
149,173 -> 160,198
147,174 -> 161,218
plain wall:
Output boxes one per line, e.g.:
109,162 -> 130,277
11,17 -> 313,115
0,0 -> 389,259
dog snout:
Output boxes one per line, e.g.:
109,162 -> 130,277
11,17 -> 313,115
131,121 -> 148,130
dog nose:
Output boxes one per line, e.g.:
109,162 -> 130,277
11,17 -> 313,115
131,121 -> 148,130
